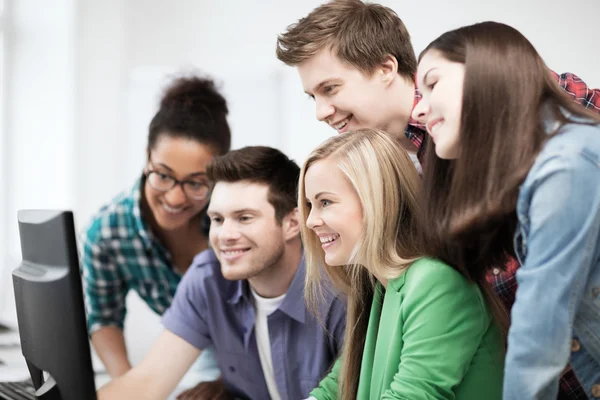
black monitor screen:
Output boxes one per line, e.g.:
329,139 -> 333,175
13,210 -> 96,400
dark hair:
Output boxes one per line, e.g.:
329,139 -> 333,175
418,22 -> 600,331
276,0 -> 416,81
207,146 -> 300,223
147,75 -> 231,156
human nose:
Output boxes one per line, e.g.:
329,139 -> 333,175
411,98 -> 429,124
315,97 -> 335,122
163,183 -> 187,206
305,208 -> 323,230
218,219 -> 241,241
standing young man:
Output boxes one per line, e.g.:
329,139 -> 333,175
276,1 -> 600,398
98,146 -> 346,400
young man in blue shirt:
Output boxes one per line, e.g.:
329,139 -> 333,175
97,146 -> 346,400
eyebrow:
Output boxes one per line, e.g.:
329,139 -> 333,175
154,162 -> 207,178
422,68 -> 439,85
207,208 -> 260,216
304,78 -> 341,96
313,191 -> 336,199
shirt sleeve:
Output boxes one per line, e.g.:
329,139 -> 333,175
551,71 -> 600,113
504,151 -> 600,400
162,265 -> 212,350
309,357 -> 341,400
383,265 -> 500,400
80,224 -> 129,333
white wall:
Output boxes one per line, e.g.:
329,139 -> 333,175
0,0 -> 77,327
75,0 -> 600,223
2,0 -> 599,364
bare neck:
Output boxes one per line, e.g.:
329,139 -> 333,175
248,238 -> 303,298
384,77 -> 418,152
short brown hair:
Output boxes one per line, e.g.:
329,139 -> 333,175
276,0 -> 417,80
206,146 -> 300,223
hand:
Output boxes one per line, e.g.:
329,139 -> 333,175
176,379 -> 233,400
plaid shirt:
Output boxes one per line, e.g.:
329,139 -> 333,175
408,72 -> 600,400
80,178 -> 183,333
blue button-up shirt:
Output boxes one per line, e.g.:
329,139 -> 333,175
162,249 -> 346,400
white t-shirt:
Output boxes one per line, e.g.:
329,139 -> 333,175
251,289 -> 286,400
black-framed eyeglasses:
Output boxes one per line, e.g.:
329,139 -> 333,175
144,168 -> 211,201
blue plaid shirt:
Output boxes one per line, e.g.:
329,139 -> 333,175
80,178 -> 183,333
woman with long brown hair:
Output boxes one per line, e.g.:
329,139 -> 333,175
300,129 -> 504,399
412,21 -> 600,400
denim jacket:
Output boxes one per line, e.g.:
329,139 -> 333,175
504,119 -> 600,399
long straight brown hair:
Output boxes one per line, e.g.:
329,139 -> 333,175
419,22 -> 600,285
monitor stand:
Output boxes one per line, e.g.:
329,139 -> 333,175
28,362 -> 62,400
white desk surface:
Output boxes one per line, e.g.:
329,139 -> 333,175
0,329 -> 207,400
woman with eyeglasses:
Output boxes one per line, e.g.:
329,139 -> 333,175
80,75 -> 230,380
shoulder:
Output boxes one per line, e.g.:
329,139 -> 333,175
184,249 -> 222,282
393,258 -> 490,330
82,185 -> 139,245
391,258 -> 486,314
539,120 -> 600,162
397,257 -> 476,294
179,249 -> 231,295
315,273 -> 347,314
523,121 -> 600,192
187,249 -> 221,277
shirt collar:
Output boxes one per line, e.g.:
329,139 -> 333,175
277,255 -> 307,324
226,279 -> 247,305
225,254 -> 308,324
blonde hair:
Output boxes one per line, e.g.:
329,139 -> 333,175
298,129 -> 423,398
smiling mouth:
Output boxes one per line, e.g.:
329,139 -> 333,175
427,118 -> 444,135
331,116 -> 352,132
319,234 -> 340,248
162,203 -> 186,215
221,248 -> 251,258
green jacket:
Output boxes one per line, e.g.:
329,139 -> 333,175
310,257 -> 504,399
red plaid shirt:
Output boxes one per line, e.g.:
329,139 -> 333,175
409,72 -> 600,400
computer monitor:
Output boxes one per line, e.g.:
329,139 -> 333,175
12,210 -> 96,400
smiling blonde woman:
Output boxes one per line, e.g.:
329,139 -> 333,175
299,129 -> 505,400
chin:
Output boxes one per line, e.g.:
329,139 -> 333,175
155,218 -> 188,232
220,264 -> 254,281
221,269 -> 245,281
435,149 -> 448,159
324,255 -> 345,267
434,142 -> 450,160
435,146 -> 459,160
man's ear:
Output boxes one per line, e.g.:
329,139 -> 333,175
282,207 -> 301,241
379,54 -> 399,85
